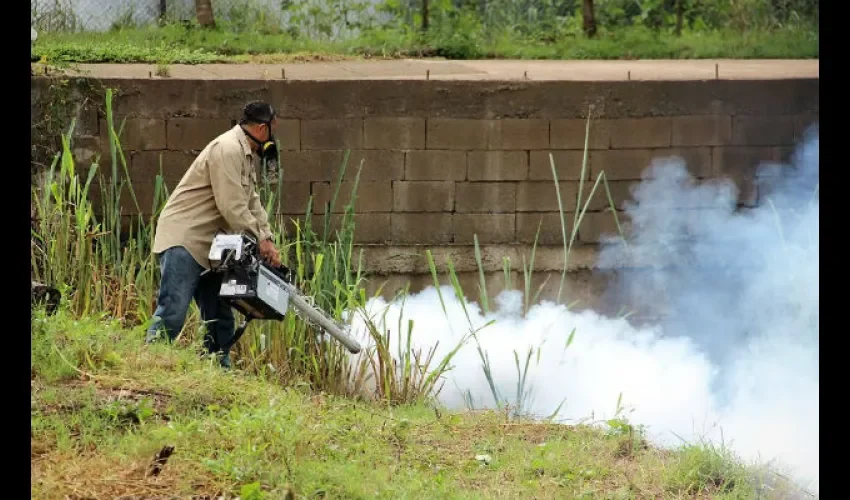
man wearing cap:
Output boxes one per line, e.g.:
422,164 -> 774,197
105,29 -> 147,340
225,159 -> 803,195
146,101 -> 283,368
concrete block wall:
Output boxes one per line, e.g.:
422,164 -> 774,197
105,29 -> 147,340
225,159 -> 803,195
33,77 -> 818,267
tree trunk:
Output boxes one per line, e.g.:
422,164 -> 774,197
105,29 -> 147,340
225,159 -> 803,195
582,0 -> 597,38
421,0 -> 429,32
675,0 -> 684,36
195,0 -> 215,28
159,0 -> 167,24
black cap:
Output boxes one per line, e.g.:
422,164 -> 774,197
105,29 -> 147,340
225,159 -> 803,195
240,101 -> 275,124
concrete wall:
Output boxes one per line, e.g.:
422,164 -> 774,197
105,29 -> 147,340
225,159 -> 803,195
31,76 -> 818,311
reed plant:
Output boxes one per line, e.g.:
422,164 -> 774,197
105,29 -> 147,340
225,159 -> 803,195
431,111 -> 627,419
30,89 -> 472,405
30,89 -> 168,325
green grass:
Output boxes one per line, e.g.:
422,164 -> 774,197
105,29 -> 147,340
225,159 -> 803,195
32,23 -> 818,65
32,310 -> 797,499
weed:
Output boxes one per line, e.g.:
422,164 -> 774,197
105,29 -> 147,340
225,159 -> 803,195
454,110 -> 626,420
154,62 -> 170,77
31,23 -> 818,64
664,440 -> 754,496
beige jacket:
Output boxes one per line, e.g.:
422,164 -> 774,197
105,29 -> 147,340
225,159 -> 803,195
152,125 -> 273,269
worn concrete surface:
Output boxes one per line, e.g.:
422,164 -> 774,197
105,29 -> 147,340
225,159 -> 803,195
38,58 -> 819,81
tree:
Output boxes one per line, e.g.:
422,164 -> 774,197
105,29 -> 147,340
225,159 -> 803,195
422,0 -> 429,32
675,0 -> 684,36
195,0 -> 215,28
582,0 -> 597,37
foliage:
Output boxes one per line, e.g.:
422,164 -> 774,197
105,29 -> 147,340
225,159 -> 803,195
31,0 -> 818,63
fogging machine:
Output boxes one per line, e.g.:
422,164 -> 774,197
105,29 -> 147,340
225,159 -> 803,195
206,232 -> 362,354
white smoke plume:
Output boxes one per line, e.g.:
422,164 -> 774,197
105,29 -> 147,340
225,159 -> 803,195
346,127 -> 819,495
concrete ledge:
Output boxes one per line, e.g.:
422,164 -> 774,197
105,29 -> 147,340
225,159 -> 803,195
38,59 -> 819,81
354,244 -> 638,275
353,242 -> 764,276
360,268 -> 619,313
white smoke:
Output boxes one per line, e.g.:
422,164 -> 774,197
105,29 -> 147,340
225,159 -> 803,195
346,127 -> 819,495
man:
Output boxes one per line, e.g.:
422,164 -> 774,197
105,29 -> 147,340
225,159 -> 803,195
146,101 -> 283,368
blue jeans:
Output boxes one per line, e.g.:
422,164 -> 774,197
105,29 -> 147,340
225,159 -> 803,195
146,246 -> 235,361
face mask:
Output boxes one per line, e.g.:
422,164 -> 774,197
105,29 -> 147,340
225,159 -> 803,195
259,134 -> 279,179
242,122 -> 280,181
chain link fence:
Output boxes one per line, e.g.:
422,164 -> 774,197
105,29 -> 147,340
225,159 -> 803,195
31,0 -> 400,35
34,0 -> 182,33
30,0 -> 589,41
31,0 -> 819,38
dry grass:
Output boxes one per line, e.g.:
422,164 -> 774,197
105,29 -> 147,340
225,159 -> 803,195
33,450 -> 228,499
227,52 -> 386,64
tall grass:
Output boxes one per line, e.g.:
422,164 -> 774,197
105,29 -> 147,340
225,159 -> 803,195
29,89 -> 469,405
30,89 -> 167,324
446,111 -> 626,418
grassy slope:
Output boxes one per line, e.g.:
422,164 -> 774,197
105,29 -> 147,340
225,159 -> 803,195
32,311 -> 804,499
31,24 -> 818,65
